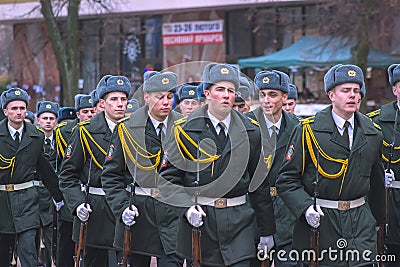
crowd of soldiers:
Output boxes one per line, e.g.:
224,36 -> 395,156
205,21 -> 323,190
0,61 -> 399,267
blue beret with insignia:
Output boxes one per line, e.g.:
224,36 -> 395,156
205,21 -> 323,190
143,71 -> 178,93
202,63 -> 239,91
36,101 -> 59,117
288,84 -> 298,100
58,107 -> 77,123
25,110 -> 35,124
178,84 -> 199,101
388,64 -> 400,86
126,99 -> 140,113
96,75 -> 131,100
254,70 -> 289,93
1,87 -> 29,109
74,94 -> 93,111
324,64 -> 365,97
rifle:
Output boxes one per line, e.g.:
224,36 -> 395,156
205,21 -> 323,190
257,246 -> 270,267
74,158 -> 92,267
378,109 -> 398,266
192,142 -> 202,267
122,150 -> 138,267
51,205 -> 58,264
310,151 -> 320,267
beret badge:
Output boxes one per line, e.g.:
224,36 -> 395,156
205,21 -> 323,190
15,91 -> 21,96
117,79 -> 124,85
127,104 -> 132,109
188,90 -> 195,96
262,77 -> 270,84
220,67 -> 229,74
88,99 -> 93,104
161,78 -> 170,85
46,104 -> 52,109
348,70 -> 356,77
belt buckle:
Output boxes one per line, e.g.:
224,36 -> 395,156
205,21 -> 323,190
6,184 -> 14,192
338,200 -> 350,211
270,187 -> 277,197
151,188 -> 160,198
214,198 -> 227,208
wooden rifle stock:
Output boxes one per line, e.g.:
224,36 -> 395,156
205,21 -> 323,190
74,221 -> 87,267
310,227 -> 319,267
257,248 -> 269,267
192,227 -> 202,267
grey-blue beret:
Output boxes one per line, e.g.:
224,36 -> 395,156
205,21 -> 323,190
25,110 -> 35,124
388,64 -> 400,86
36,101 -> 59,117
254,70 -> 289,93
96,75 -> 131,99
178,84 -> 199,101
1,87 -> 29,109
202,63 -> 239,90
126,99 -> 140,113
90,90 -> 100,107
324,64 -> 365,97
74,94 -> 93,111
288,84 -> 298,100
143,71 -> 178,93
235,77 -> 251,102
58,107 -> 77,123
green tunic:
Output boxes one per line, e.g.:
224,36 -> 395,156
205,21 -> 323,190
276,106 -> 385,266
246,107 -> 299,247
159,106 -> 275,266
370,101 -> 400,245
101,105 -> 183,256
59,113 -> 115,249
0,119 -> 63,234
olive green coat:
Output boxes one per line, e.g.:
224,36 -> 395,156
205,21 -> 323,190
276,106 -> 385,266
159,106 -> 275,266
0,119 -> 63,234
246,107 -> 299,247
101,105 -> 183,256
59,113 -> 115,249
370,101 -> 400,244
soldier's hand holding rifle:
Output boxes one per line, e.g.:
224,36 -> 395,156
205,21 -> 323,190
385,169 -> 395,188
122,205 -> 139,226
186,205 -> 206,227
76,203 -> 92,222
305,205 -> 324,228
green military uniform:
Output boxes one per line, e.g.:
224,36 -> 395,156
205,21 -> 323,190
59,112 -> 116,249
246,107 -> 299,248
276,106 -> 385,266
101,105 -> 183,256
159,106 -> 275,266
369,102 -> 400,259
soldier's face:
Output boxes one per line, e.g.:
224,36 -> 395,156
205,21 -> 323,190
76,108 -> 95,122
37,112 -> 57,133
144,91 -> 174,121
328,83 -> 360,120
259,89 -> 288,118
204,81 -> 236,119
283,99 -> 296,114
101,92 -> 128,123
179,99 -> 200,117
4,100 -> 26,127
392,82 -> 400,102
94,102 -> 105,114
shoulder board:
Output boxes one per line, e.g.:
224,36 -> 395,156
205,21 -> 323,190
174,117 -> 187,126
117,117 -> 129,124
36,127 -> 45,133
247,117 -> 259,127
366,109 -> 380,118
373,122 -> 381,130
56,121 -> 67,129
77,120 -> 90,126
300,116 -> 315,125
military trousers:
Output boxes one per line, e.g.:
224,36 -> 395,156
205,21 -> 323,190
57,219 -> 75,267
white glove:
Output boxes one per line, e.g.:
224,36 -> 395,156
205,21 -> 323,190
305,205 -> 324,228
385,169 -> 395,188
122,205 -> 139,226
257,235 -> 274,253
52,198 -> 64,212
185,205 -> 206,227
76,203 -> 92,222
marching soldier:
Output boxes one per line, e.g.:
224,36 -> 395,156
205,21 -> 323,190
282,84 -> 298,115
0,87 -> 63,267
59,75 -> 130,266
159,63 -> 275,266
246,70 -> 299,266
35,100 -> 61,266
276,64 -> 385,266
101,71 -> 184,266
177,84 -> 201,116
368,63 -> 400,266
